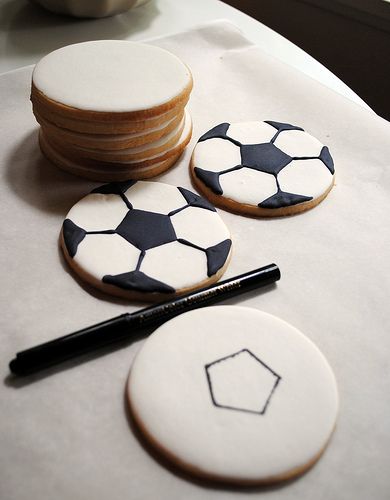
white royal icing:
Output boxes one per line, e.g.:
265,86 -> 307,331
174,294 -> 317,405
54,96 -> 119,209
219,167 -> 278,205
274,129 -> 324,157
66,193 -> 128,232
227,121 -> 276,144
192,138 -> 241,173
123,180 -> 186,215
128,306 -> 339,483
278,159 -> 333,198
76,233 -> 140,280
33,41 -> 192,112
171,206 -> 231,249
141,240 -> 208,290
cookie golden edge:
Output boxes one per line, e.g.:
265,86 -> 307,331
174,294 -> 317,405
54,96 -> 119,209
190,157 -> 335,218
40,140 -> 182,181
35,110 -> 185,150
32,100 -> 187,134
45,117 -> 186,163
39,122 -> 192,181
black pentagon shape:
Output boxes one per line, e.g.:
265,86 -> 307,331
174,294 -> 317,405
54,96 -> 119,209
103,270 -> 175,294
91,180 -> 137,195
259,191 -> 312,209
205,239 -> 232,276
194,167 -> 223,195
319,146 -> 335,174
205,348 -> 281,415
241,142 -> 292,175
116,209 -> 176,251
62,219 -> 86,258
177,187 -> 216,212
198,123 -> 230,142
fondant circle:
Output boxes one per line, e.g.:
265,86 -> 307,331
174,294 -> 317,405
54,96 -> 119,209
128,306 -> 338,484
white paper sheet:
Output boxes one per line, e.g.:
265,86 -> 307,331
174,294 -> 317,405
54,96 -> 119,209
0,20 -> 389,500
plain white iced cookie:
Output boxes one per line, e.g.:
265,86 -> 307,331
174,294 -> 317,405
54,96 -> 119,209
61,181 -> 232,301
191,120 -> 335,217
128,306 -> 339,484
32,40 -> 192,115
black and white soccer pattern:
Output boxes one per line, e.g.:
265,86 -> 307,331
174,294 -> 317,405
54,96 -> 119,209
62,180 -> 232,295
192,121 -> 335,209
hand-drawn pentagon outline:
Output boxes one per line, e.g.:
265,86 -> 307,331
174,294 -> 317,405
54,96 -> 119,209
205,349 -> 281,415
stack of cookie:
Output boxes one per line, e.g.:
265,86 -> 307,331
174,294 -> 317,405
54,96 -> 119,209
31,40 -> 193,181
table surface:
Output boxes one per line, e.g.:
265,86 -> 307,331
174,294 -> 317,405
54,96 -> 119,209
0,0 -> 370,110
1,5 -> 389,500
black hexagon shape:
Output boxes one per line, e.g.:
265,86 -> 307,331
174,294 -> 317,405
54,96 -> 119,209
241,142 -> 292,175
205,349 -> 281,415
116,209 -> 176,251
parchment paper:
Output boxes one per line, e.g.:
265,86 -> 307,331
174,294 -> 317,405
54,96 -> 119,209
0,20 -> 389,500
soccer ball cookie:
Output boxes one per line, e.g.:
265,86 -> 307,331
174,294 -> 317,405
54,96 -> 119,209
128,306 -> 339,485
191,120 -> 335,216
61,181 -> 232,301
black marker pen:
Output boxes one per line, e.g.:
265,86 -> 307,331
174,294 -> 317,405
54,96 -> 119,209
9,264 -> 280,375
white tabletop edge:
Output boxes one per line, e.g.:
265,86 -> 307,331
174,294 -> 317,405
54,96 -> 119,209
0,0 -> 372,111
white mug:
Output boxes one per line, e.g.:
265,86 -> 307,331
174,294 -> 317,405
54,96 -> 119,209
33,0 -> 150,18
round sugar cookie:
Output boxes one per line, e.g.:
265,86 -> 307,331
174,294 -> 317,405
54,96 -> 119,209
128,306 -> 339,484
40,135 -> 183,181
35,109 -> 185,150
32,101 -> 185,134
49,110 -> 188,162
190,120 -> 335,217
61,181 -> 232,301
32,40 -> 193,119
40,111 -> 192,181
